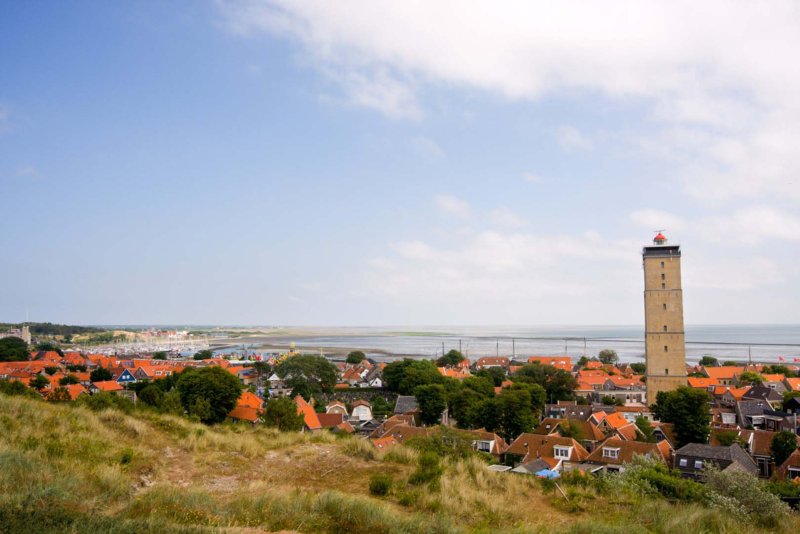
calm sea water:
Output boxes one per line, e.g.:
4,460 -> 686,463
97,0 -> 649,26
218,324 -> 800,364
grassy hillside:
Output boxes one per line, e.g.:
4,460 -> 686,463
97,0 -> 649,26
0,394 -> 798,534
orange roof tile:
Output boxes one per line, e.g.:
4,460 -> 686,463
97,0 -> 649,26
295,395 -> 321,430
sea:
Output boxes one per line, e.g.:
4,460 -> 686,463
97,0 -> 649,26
213,324 -> 800,365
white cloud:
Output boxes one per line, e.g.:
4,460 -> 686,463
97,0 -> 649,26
15,166 -> 39,178
435,194 -> 471,218
219,1 -> 800,203
556,125 -> 593,151
630,206 -> 800,245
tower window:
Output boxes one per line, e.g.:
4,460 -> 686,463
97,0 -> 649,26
663,325 -> 668,332
663,303 -> 667,310
664,345 -> 668,352
661,273 -> 665,280
661,283 -> 666,289
660,261 -> 665,268
665,368 -> 669,375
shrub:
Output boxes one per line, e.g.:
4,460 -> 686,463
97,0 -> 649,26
408,451 -> 442,487
368,472 -> 393,496
703,466 -> 790,527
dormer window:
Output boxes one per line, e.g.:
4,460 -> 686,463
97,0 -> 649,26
602,447 -> 620,459
554,445 -> 571,459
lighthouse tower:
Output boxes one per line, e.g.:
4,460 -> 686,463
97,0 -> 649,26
642,232 -> 686,404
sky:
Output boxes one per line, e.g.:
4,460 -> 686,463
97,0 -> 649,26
1,1 -> 799,326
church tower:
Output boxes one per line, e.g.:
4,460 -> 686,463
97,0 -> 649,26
643,232 -> 686,404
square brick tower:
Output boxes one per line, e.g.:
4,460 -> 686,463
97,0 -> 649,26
643,232 -> 686,404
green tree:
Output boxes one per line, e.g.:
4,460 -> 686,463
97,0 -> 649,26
514,363 -> 577,402
635,416 -> 656,443
476,367 -> 506,387
0,336 -> 29,362
577,356 -> 589,368
451,387 -> 486,429
737,371 -> 763,385
383,359 -> 442,395
436,349 -> 466,367
414,384 -> 448,426
630,363 -> 646,374
699,355 -> 718,367
159,389 -> 184,416
44,366 -> 59,375
598,349 -> 618,365
274,354 -> 338,399
715,430 -> 745,447
66,364 -> 87,372
510,382 -> 546,419
59,374 -> 79,386
47,387 -> 72,402
479,388 -> 535,441
138,384 -> 164,407
30,374 -> 50,390
771,430 -> 798,467
653,387 -> 711,447
461,376 -> 495,398
371,396 -> 392,419
193,349 -> 214,361
175,366 -> 243,424
722,361 -> 738,366
0,378 -> 40,399
346,351 -> 367,364
90,366 -> 113,382
263,397 -> 304,431
152,351 -> 168,360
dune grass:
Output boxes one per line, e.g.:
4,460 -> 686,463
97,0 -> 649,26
1,393 -> 799,534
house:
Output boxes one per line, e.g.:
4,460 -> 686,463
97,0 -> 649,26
710,407 -> 738,428
544,403 -> 593,421
228,405 -> 261,424
742,386 -> 783,410
760,374 -> 787,394
583,438 -> 672,473
777,449 -> 800,479
113,368 -> 137,385
394,395 -> 419,415
369,414 -> 416,439
527,356 -> 571,372
88,380 -> 123,394
783,377 -> 800,392
458,429 -> 507,459
378,423 -> 430,444
295,395 -> 321,431
326,400 -> 348,414
504,433 -> 589,471
533,417 -> 606,452
48,383 -> 88,401
317,412 -> 355,433
783,396 -> 800,415
237,391 -> 264,410
748,429 -> 800,478
673,443 -> 758,479
371,435 -> 398,451
687,377 -> 719,390
351,399 -> 373,421
719,386 -> 751,407
473,357 -> 510,370
702,366 -> 744,386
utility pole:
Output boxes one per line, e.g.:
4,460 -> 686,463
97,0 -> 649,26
442,342 -> 445,357
459,339 -> 462,353
496,338 -> 499,358
512,338 -> 516,359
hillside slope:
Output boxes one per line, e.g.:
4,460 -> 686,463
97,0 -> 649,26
0,394 -> 797,534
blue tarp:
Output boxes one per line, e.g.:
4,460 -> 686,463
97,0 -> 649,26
535,469 -> 560,479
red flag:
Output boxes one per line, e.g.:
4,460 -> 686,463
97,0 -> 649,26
779,356 -> 786,362
794,357 -> 800,363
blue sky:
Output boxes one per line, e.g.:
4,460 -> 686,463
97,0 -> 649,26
2,1 -> 799,326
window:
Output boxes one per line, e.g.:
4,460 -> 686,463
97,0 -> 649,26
663,303 -> 667,310
474,441 -> 492,453
663,325 -> 668,332
602,447 -> 620,459
679,458 -> 687,467
664,345 -> 668,352
661,283 -> 666,289
554,446 -> 571,459
665,368 -> 669,375
660,261 -> 665,268
661,273 -> 665,280
694,460 -> 704,469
